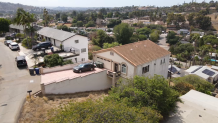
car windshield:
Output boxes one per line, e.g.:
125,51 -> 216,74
78,64 -> 84,67
37,44 -> 40,46
12,44 -> 18,46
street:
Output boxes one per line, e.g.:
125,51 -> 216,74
158,34 -> 169,51
0,38 -> 40,123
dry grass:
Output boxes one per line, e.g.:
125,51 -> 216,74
18,90 -> 108,123
207,14 -> 218,31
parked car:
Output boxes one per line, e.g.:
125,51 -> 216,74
32,42 -> 52,51
9,42 -> 19,50
15,56 -> 27,67
73,63 -> 95,73
4,40 -> 13,46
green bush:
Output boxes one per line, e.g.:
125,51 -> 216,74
46,100 -> 162,123
63,60 -> 73,65
173,82 -> 195,95
21,38 -> 32,49
105,75 -> 181,115
44,54 -> 64,67
172,75 -> 214,95
88,52 -> 93,60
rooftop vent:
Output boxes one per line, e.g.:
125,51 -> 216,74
130,49 -> 133,50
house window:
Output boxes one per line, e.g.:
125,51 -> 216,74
160,60 -> 162,65
81,58 -> 85,61
142,65 -> 149,74
81,48 -> 86,53
110,52 -> 114,56
163,59 -> 165,63
75,40 -> 79,43
121,64 -> 127,74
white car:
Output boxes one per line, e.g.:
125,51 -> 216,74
9,42 -> 19,50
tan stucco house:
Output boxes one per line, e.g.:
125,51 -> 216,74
93,40 -> 171,79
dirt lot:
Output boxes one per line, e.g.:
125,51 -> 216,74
207,14 -> 218,31
18,90 -> 108,123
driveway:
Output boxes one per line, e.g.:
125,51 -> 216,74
0,38 -> 41,123
158,34 -> 170,51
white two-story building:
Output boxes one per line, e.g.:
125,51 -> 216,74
37,27 -> 88,63
93,40 -> 170,79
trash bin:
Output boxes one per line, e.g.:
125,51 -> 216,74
35,68 -> 40,75
50,47 -> 54,52
29,68 -> 35,75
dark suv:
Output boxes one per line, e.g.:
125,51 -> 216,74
32,42 -> 52,51
15,56 -> 27,67
73,63 -> 95,73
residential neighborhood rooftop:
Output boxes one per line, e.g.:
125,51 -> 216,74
164,90 -> 218,123
37,27 -> 76,41
94,40 -> 171,66
41,68 -> 105,85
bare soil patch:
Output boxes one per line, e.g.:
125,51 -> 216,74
18,90 -> 108,123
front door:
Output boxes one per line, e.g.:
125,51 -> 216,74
114,63 -> 118,72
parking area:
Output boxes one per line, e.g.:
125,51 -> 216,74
41,68 -> 111,95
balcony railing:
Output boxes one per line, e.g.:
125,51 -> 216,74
107,71 -> 121,78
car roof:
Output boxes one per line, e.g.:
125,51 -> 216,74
40,42 -> 50,44
16,56 -> 25,60
10,42 -> 18,45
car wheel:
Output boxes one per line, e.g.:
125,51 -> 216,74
79,70 -> 82,73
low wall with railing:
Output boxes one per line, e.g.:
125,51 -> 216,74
42,60 -> 91,74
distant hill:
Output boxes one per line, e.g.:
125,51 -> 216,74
0,2 -> 56,14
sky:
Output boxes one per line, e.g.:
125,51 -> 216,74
0,0 -> 209,7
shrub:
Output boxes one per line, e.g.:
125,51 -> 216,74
88,52 -> 93,60
44,54 -> 64,67
92,45 -> 101,51
173,82 -> 195,95
42,39 -> 46,42
172,75 -> 214,95
63,60 -> 73,65
22,38 -> 32,49
46,100 -> 162,123
105,75 -> 181,115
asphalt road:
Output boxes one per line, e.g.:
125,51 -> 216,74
0,38 -> 40,123
158,34 -> 170,51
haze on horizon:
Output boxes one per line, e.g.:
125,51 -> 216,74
0,0 -> 208,7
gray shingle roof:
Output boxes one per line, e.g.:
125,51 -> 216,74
9,24 -> 24,31
37,27 -> 76,41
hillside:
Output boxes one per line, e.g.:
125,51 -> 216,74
0,2 -> 56,14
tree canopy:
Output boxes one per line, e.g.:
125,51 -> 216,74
113,23 -> 134,44
105,75 -> 181,115
92,30 -> 114,47
0,18 -> 10,33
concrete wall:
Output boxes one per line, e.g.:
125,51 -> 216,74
42,60 -> 91,74
43,70 -> 111,94
63,35 -> 88,63
136,55 -> 170,79
94,51 -> 135,78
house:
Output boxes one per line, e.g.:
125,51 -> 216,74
93,40 -> 171,79
9,24 -> 24,34
191,31 -> 205,36
164,90 -> 218,123
177,29 -> 189,35
185,66 -> 218,83
37,27 -> 88,63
